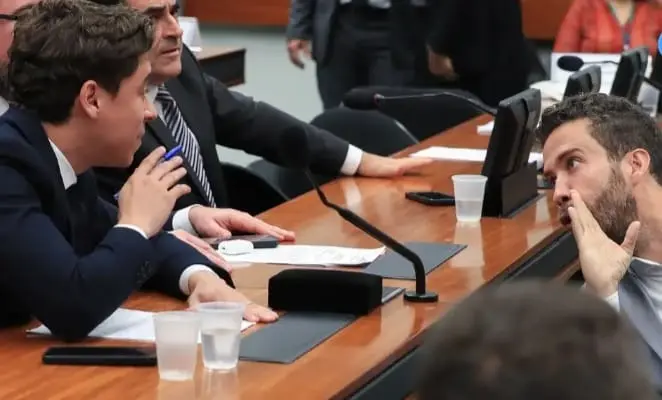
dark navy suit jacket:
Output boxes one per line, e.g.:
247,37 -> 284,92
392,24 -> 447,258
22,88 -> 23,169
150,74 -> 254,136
0,108 -> 233,341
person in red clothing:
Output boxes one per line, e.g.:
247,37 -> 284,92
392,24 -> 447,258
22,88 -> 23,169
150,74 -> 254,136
554,0 -> 662,54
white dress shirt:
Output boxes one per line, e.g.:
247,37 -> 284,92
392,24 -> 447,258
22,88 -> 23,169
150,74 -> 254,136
146,86 -> 364,177
0,96 -> 8,116
48,141 -> 211,295
604,257 -> 662,323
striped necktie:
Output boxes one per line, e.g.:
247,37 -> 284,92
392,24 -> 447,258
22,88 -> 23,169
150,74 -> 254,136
156,86 -> 216,207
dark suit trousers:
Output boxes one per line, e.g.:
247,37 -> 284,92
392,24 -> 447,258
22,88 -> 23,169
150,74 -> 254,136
316,6 -> 412,109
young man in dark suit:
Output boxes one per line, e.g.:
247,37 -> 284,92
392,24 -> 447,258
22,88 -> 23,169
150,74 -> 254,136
0,0 -> 277,341
90,0 -> 432,229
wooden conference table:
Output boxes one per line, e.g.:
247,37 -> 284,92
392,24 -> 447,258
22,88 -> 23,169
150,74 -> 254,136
196,46 -> 246,87
0,116 -> 579,400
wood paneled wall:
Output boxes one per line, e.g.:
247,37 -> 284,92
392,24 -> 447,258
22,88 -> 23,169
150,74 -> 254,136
185,0 -> 574,41
521,0 -> 574,41
186,0 -> 289,26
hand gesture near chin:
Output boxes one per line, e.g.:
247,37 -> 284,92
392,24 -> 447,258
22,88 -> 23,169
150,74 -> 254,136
568,190 -> 640,297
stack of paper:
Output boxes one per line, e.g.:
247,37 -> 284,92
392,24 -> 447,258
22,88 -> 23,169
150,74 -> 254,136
27,308 -> 255,342
221,245 -> 386,266
410,146 -> 543,169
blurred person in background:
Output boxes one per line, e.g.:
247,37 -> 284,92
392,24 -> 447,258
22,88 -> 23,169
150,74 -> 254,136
554,0 -> 662,54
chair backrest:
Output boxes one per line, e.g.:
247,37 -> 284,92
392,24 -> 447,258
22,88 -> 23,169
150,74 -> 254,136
347,86 -> 484,141
220,162 -> 289,215
246,159 -> 331,201
310,107 -> 418,156
243,108 -> 416,202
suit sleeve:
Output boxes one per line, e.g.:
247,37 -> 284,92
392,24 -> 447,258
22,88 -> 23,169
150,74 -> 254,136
0,166 -> 153,341
286,0 -> 315,40
203,74 -> 349,175
426,0 -> 462,56
96,199 -> 234,300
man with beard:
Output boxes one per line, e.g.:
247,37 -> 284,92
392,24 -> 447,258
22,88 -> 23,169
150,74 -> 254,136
538,92 -> 662,387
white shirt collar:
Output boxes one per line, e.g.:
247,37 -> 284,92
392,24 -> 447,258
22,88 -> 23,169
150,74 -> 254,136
48,140 -> 77,189
146,85 -> 158,104
0,96 -> 8,116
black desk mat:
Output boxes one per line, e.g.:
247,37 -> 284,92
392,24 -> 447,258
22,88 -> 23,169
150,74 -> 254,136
364,241 -> 466,280
239,286 -> 404,364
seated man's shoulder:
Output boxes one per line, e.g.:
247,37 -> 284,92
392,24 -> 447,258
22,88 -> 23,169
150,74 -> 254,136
0,123 -> 31,158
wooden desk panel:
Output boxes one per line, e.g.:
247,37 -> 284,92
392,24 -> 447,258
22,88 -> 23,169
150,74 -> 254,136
185,0 -> 572,41
196,46 -> 246,87
522,0 -> 573,41
0,116 -> 573,400
187,0 -> 289,26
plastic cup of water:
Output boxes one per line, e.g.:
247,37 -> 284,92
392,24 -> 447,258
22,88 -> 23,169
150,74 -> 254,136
153,311 -> 201,381
195,302 -> 246,371
452,174 -> 488,223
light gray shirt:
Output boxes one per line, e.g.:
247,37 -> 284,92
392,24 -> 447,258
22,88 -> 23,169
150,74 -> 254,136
0,96 -> 7,117
339,0 -> 426,9
604,258 -> 662,387
605,257 -> 662,320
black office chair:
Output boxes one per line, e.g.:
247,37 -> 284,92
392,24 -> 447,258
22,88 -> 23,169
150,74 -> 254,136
220,162 -> 289,216
245,107 -> 418,201
310,107 -> 418,156
346,86 -> 485,141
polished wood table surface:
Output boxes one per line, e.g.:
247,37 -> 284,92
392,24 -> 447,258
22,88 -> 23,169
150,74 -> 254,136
195,46 -> 246,87
0,116 -> 575,400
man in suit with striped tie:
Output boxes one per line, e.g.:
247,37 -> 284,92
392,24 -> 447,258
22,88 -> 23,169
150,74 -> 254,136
89,0 -> 432,231
538,92 -> 662,388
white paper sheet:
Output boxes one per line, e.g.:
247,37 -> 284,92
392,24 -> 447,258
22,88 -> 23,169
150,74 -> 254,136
410,146 -> 543,169
27,308 -> 255,342
221,245 -> 386,266
530,80 -> 567,101
477,121 -> 494,135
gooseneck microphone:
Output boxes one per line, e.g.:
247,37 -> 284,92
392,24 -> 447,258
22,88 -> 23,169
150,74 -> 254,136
342,88 -> 497,116
557,55 -> 662,92
279,126 -> 438,303
556,55 -> 618,72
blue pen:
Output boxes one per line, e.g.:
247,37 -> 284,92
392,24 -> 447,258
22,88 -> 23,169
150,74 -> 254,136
114,145 -> 184,200
162,144 -> 183,161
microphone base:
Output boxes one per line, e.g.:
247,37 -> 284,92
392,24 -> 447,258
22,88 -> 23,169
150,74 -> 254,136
483,162 -> 539,218
404,290 -> 439,303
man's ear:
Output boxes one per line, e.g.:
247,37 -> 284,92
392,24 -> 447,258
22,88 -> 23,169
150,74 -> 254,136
78,80 -> 102,119
627,148 -> 651,184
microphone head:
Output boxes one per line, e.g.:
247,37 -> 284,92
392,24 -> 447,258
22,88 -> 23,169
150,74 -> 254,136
278,126 -> 312,170
342,88 -> 380,110
557,55 -> 584,72
268,269 -> 383,315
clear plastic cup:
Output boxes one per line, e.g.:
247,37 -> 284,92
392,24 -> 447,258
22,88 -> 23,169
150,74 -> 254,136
153,311 -> 201,381
195,302 -> 246,371
452,174 -> 488,223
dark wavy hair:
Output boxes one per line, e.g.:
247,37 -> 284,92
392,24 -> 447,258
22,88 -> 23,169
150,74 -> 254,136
7,0 -> 154,123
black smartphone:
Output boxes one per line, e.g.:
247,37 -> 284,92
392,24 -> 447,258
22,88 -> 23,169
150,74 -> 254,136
405,191 -> 455,206
42,346 -> 157,367
205,234 -> 279,249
